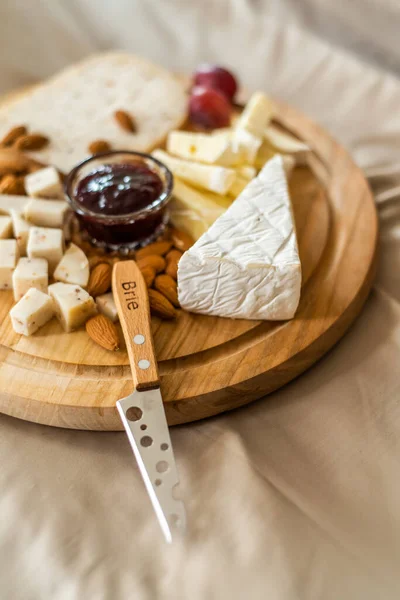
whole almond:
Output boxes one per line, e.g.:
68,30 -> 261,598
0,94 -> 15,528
170,228 -> 194,252
114,110 -> 137,133
15,133 -> 49,151
154,274 -> 180,307
1,125 -> 27,147
140,266 -> 156,287
165,249 -> 182,281
136,241 -> 172,260
88,139 -> 111,154
87,263 -> 112,297
86,314 -> 119,351
148,289 -> 176,320
0,174 -> 22,195
136,254 -> 166,274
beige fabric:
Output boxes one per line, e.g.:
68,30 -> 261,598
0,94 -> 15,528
1,3 -> 400,599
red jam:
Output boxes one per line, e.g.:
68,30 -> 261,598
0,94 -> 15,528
75,163 -> 163,216
66,155 -> 172,249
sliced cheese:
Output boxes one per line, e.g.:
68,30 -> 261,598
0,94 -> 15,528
0,216 -> 12,239
25,198 -> 70,228
178,155 -> 301,320
10,288 -> 54,336
172,178 -> 230,223
48,282 -> 96,332
264,124 -> 310,164
27,227 -> 64,274
167,131 -> 240,167
10,210 -> 31,256
0,239 -> 19,290
12,257 -> 48,301
53,243 -> 89,288
237,165 -> 256,180
232,129 -> 262,165
152,149 -> 236,195
235,91 -> 275,138
228,175 -> 250,198
96,292 -> 118,323
24,166 -> 64,199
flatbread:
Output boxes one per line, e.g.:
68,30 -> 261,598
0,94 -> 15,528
0,52 -> 187,171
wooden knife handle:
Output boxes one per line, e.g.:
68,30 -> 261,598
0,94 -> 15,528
112,260 -> 160,391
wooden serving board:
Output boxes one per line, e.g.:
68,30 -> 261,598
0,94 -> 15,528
0,100 -> 377,430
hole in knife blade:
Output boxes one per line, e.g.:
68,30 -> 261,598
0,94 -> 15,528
126,407 -> 143,421
160,443 -> 169,451
140,435 -> 153,447
140,424 -> 147,431
154,479 -> 162,487
156,460 -> 169,473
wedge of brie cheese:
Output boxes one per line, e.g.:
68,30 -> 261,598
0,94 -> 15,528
152,149 -> 236,195
178,155 -> 301,320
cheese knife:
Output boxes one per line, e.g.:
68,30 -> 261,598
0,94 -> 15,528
112,260 -> 186,543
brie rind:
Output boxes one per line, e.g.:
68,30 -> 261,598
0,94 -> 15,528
178,155 -> 301,320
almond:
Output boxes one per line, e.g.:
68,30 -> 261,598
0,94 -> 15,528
165,249 -> 182,281
135,241 -> 172,260
136,254 -> 166,274
1,125 -> 27,147
15,133 -> 49,151
88,139 -> 111,154
0,174 -> 23,195
86,314 -> 119,351
140,266 -> 156,287
87,263 -> 112,297
154,274 -> 179,307
114,110 -> 137,133
170,228 -> 194,252
148,289 -> 176,320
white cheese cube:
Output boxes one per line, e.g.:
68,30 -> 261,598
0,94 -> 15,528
48,282 -> 96,332
10,288 -> 54,336
10,210 -> 31,256
0,194 -> 30,216
178,155 -> 301,320
53,243 -> 89,288
96,292 -> 119,323
27,227 -> 63,274
25,198 -> 69,228
152,149 -> 236,195
24,166 -> 64,199
235,92 -> 275,138
0,239 -> 19,290
12,257 -> 48,301
167,131 -> 240,167
0,216 -> 12,239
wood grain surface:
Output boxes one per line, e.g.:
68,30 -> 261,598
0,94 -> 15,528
0,100 -> 378,430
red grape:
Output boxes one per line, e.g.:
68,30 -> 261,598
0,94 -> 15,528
189,86 -> 232,129
193,65 -> 238,101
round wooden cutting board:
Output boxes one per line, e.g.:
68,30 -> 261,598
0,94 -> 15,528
0,100 -> 378,430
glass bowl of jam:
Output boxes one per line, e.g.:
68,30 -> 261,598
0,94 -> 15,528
65,151 -> 173,250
